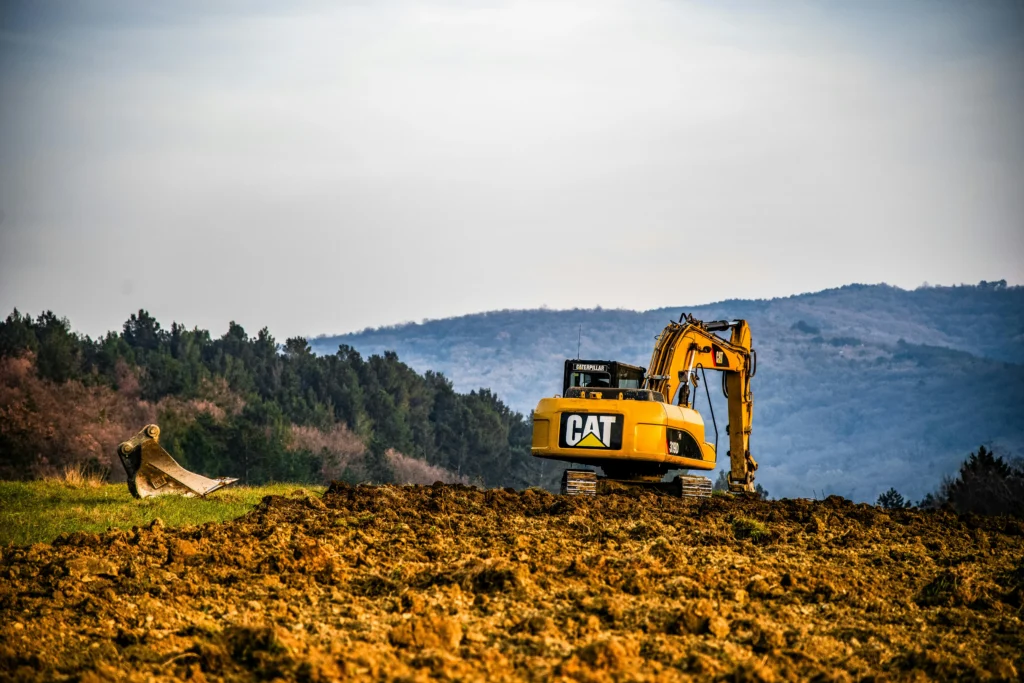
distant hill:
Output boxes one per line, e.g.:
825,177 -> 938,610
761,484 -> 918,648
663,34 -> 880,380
311,281 -> 1024,502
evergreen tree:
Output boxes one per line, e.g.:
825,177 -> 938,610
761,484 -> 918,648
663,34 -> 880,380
34,312 -> 80,383
0,309 -> 37,357
876,487 -> 910,509
916,445 -> 1023,516
945,446 -> 1023,516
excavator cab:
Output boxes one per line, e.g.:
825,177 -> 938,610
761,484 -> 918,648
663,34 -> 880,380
563,360 -> 645,392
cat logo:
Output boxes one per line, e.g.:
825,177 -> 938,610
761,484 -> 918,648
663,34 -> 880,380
558,413 -> 623,450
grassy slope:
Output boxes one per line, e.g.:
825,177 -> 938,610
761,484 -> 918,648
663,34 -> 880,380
0,481 -> 325,547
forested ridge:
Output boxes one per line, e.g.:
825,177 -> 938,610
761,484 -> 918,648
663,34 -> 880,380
0,310 -> 535,487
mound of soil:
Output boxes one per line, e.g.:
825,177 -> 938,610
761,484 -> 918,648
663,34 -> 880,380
1,484 -> 1022,681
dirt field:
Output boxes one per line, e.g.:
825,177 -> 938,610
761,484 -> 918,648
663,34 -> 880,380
1,483 -> 1022,682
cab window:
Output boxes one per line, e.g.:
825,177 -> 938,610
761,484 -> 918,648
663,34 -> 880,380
616,367 -> 644,389
570,372 -> 611,388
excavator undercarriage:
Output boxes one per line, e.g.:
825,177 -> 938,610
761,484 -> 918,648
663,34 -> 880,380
561,469 -> 713,498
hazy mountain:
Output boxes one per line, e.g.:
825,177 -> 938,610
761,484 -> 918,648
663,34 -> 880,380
311,282 -> 1024,503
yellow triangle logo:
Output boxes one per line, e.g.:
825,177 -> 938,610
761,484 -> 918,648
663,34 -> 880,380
576,432 -> 606,448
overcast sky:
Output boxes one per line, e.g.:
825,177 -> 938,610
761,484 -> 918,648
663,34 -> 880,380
1,0 -> 1022,339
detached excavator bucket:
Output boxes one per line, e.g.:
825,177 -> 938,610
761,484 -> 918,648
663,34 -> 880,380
117,424 -> 238,499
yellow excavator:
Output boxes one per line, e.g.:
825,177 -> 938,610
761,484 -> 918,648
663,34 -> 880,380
531,314 -> 758,497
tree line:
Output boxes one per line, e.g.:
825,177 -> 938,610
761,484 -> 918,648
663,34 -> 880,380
0,309 -> 535,487
877,445 -> 1023,516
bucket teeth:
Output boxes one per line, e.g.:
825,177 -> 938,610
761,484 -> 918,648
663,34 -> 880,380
117,424 -> 238,499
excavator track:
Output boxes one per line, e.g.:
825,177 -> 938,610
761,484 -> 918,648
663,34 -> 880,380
561,469 -> 598,496
560,469 -> 711,499
676,474 -> 713,499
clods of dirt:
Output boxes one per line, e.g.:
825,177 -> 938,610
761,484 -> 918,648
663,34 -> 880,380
1,484 -> 1022,681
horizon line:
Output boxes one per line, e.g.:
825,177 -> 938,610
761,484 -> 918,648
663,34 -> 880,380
310,278 -> 1017,340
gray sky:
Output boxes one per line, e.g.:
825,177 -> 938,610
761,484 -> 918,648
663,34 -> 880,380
2,0 -> 1022,339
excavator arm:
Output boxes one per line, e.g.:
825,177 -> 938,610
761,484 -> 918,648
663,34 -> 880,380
645,315 -> 758,493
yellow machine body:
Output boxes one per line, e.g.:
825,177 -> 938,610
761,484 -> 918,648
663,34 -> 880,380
532,396 -> 716,476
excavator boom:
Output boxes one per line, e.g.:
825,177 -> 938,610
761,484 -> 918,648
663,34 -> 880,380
645,316 -> 757,492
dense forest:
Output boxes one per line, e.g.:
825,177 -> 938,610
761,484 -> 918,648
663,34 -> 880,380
313,281 -> 1024,502
0,310 -> 535,487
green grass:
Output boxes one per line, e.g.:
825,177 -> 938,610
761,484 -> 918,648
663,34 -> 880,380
731,516 -> 770,542
0,481 -> 326,547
